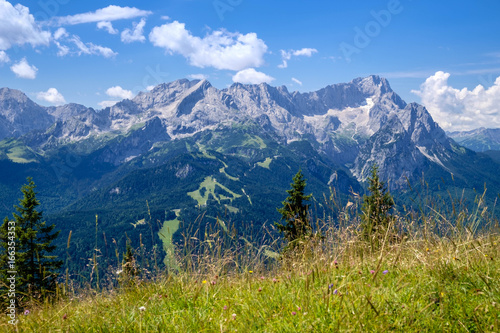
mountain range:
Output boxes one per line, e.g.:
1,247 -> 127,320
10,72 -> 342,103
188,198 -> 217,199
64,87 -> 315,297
1,76 -> 499,270
448,127 -> 500,152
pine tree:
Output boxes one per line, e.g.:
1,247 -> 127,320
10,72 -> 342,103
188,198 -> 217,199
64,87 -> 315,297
275,170 -> 313,244
0,178 -> 62,304
122,240 -> 137,278
361,165 -> 395,240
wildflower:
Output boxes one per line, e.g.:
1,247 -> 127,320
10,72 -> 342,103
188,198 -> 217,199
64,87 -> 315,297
260,276 -> 265,280
249,270 -> 253,273
334,260 -> 338,265
211,281 -> 216,285
426,248 -> 430,252
258,287 -> 262,292
382,270 -> 388,275
291,311 -> 297,316
328,284 -> 334,289
116,270 -> 123,275
223,305 -> 228,310
139,306 -> 146,312
370,270 -> 375,274
63,314 -> 67,320
273,278 -> 278,282
232,313 -> 236,319
202,280 -> 207,284
297,307 -> 301,311
333,289 -> 338,295
24,310 -> 30,315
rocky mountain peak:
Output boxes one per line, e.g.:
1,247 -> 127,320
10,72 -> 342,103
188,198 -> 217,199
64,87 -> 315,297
0,87 -> 55,139
351,75 -> 393,96
132,79 -> 206,110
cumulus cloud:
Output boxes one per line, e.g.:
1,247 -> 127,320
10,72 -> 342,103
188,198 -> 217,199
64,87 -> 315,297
292,77 -> 302,86
0,0 -> 51,50
232,68 -> 274,85
149,21 -> 268,71
55,5 -> 152,25
278,48 -> 318,68
0,50 -> 9,63
37,88 -> 66,105
412,71 -> 500,131
97,21 -> 118,34
106,86 -> 134,99
99,86 -> 134,108
10,58 -> 37,79
121,18 -> 146,43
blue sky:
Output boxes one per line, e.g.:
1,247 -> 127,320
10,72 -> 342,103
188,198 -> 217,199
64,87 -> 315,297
1,0 -> 500,131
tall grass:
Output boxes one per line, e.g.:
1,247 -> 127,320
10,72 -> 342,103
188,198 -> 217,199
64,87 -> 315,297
4,190 -> 500,332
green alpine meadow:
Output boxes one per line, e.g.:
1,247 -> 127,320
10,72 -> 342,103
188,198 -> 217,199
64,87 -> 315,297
2,0 -> 500,331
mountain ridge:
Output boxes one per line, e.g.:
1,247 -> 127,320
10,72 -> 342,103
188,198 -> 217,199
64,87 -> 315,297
1,75 -> 497,190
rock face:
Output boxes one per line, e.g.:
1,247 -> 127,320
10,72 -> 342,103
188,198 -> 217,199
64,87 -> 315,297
0,88 -> 55,139
448,128 -> 500,152
0,76 -> 462,188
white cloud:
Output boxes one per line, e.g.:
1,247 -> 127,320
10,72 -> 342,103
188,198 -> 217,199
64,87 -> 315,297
98,100 -> 119,108
0,0 -> 51,50
97,21 -> 118,34
53,27 -> 69,40
292,48 -> 318,57
10,58 -> 37,79
55,5 -> 152,25
232,68 -> 275,85
52,30 -> 116,58
70,35 -> 117,58
188,74 -> 208,80
121,18 -> 146,43
149,21 -> 268,71
55,41 -> 69,56
292,77 -> 302,86
161,15 -> 171,20
412,71 -> 500,131
100,85 -> 134,107
278,48 -> 318,68
106,86 -> 134,99
37,88 -> 66,105
0,50 -> 9,63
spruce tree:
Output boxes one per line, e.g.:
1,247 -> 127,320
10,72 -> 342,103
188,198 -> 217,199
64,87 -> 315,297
361,165 -> 395,240
275,170 -> 312,244
0,178 -> 62,303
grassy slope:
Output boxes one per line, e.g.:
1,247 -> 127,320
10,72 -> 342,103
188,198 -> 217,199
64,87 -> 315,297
8,222 -> 499,332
